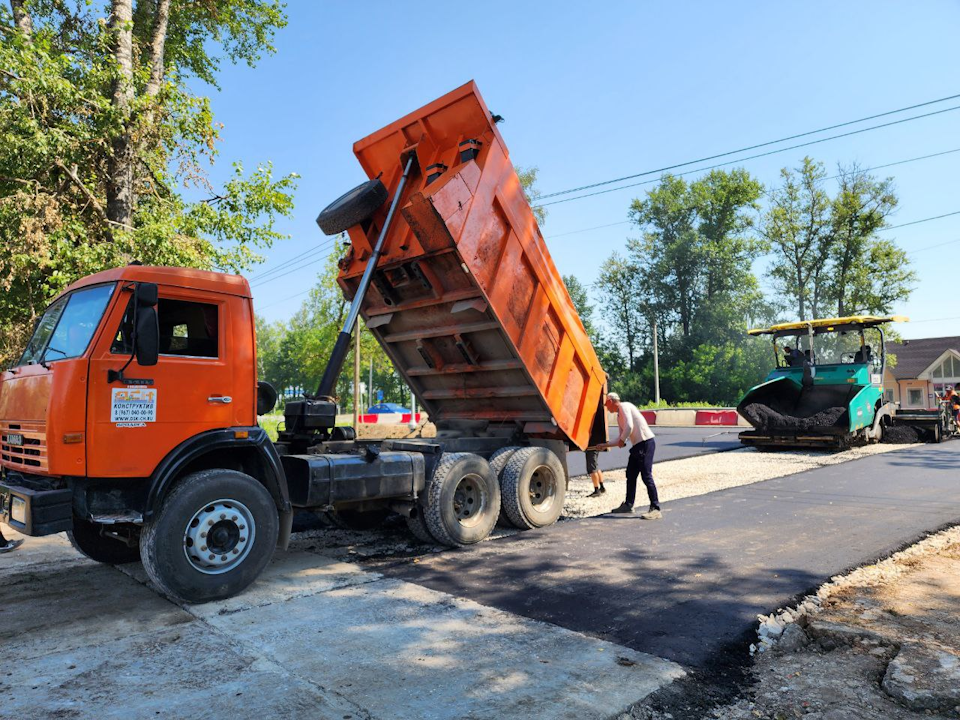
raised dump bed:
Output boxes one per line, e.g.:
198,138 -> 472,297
336,82 -> 606,450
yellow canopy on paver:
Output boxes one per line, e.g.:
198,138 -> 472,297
747,315 -> 909,336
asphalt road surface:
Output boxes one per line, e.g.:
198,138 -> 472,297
383,442 -> 960,670
566,425 -> 742,475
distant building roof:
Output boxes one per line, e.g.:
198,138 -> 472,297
889,336 -> 960,380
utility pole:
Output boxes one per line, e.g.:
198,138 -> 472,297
652,316 -> 661,405
353,320 -> 360,430
369,357 -> 374,411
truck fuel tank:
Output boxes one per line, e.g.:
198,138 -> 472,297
281,450 -> 425,507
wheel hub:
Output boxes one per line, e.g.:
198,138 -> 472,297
452,473 -> 487,528
528,465 -> 557,512
183,499 -> 256,575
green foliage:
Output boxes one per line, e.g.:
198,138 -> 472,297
763,157 -> 914,319
0,0 -> 295,365
255,253 -> 411,413
516,165 -> 547,226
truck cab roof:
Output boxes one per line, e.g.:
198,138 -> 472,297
59,265 -> 252,301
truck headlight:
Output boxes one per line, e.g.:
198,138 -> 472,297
10,496 -> 26,525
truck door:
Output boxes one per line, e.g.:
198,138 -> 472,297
87,287 -> 235,479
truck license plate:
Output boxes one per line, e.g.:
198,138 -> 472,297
5,433 -> 23,446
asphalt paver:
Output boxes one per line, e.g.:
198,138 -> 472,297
382,442 -> 960,669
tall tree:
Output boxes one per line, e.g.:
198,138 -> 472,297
762,157 -> 834,319
562,274 -> 597,341
516,165 -> 547,226
0,0 -> 296,365
827,164 -> 906,315
594,252 -> 646,370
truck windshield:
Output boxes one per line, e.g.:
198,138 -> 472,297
17,284 -> 116,366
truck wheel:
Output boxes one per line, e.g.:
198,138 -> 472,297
489,446 -> 521,527
500,447 -> 566,530
405,506 -> 437,544
424,453 -> 500,547
140,469 -> 278,604
68,517 -> 141,564
316,178 -> 388,235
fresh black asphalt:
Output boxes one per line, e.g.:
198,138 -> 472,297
382,442 -> 960,669
566,426 -> 742,475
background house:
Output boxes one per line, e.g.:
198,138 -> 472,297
884,336 -> 960,409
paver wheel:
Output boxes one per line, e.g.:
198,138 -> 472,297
489,446 -> 522,527
68,517 -> 141,564
140,469 -> 278,604
500,447 -> 566,530
423,453 -> 500,547
316,179 -> 388,235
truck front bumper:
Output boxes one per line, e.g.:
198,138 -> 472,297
0,472 -> 72,536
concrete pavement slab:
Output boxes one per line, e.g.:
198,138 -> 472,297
0,623 -> 353,720
1,562 -> 191,661
0,530 -> 92,579
201,576 -> 683,720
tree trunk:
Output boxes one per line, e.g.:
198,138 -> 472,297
106,0 -> 135,229
9,0 -> 32,34
144,0 -> 171,98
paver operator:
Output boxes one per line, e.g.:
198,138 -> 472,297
598,393 -> 662,520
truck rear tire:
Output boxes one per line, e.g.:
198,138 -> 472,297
500,447 -> 566,530
489,446 -> 521,527
424,453 -> 500,547
316,179 -> 388,235
405,506 -> 437,544
140,469 -> 279,604
68,517 -> 141,564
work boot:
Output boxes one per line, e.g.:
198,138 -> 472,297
586,488 -> 603,498
640,507 -> 662,520
611,503 -> 634,514
600,483 -> 607,494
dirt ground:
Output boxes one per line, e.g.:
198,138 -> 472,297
623,526 -> 960,720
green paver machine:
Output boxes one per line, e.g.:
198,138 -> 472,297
737,316 -> 906,449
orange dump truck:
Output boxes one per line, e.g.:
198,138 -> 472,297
0,82 -> 606,603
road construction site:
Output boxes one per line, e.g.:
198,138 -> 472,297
3,438 -> 957,719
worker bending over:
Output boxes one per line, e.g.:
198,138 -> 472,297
599,392 -> 661,520
584,448 -> 606,497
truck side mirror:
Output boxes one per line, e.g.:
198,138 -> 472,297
135,283 -> 159,366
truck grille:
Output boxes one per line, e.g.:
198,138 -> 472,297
1,421 -> 48,471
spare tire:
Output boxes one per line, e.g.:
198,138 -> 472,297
316,178 -> 388,235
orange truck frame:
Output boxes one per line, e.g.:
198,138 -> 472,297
0,82 -> 607,603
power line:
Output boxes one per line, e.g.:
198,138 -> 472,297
250,245 -> 342,288
537,92 -> 960,201
907,237 -> 960,255
535,105 -> 960,209
248,237 -> 338,282
256,288 -> 312,311
543,149 -> 960,242
883,210 -> 960,231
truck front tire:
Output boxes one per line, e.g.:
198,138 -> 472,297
140,469 -> 279,604
500,447 -> 566,529
68,517 -> 141,564
424,453 -> 500,547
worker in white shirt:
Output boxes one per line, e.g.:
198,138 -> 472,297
597,392 -> 661,519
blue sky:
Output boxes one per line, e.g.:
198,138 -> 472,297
202,0 -> 959,340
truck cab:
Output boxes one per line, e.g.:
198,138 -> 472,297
1,266 -> 291,599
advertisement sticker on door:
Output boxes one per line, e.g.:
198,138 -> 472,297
111,387 -> 158,426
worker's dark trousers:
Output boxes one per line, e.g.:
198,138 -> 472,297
624,438 -> 659,510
